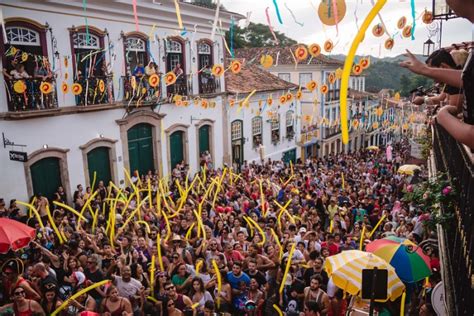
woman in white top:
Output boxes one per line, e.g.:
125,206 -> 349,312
188,277 -> 213,310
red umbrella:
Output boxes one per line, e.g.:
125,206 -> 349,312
0,218 -> 36,253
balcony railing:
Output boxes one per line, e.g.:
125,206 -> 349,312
166,76 -> 189,97
4,78 -> 58,111
122,75 -> 162,106
74,76 -> 114,106
299,130 -> 318,144
199,76 -> 219,94
322,126 -> 341,139
432,123 -> 474,315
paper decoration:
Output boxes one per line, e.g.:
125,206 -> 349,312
335,68 -> 343,79
260,55 -> 274,69
296,89 -> 302,100
165,72 -> 177,85
402,25 -> 413,38
13,80 -> 26,94
130,76 -> 137,90
376,107 -> 383,117
320,84 -> 328,94
352,119 -> 359,128
295,45 -> 308,61
328,72 -> 336,85
61,82 -> 68,93
285,3 -> 304,27
309,44 -> 321,57
230,60 -> 242,74
397,16 -> 407,29
265,7 -> 280,44
40,82 -> 53,94
148,73 -> 160,87
372,122 -> 379,129
212,64 -> 224,77
372,23 -> 384,37
286,92 -> 293,102
272,0 -> 283,24
21,52 -> 28,62
98,79 -> 105,93
352,64 -> 362,75
306,80 -> 318,92
324,40 -> 334,53
279,95 -> 287,104
422,10 -> 433,24
267,96 -> 273,106
72,83 -> 83,95
359,57 -> 370,69
384,38 -> 394,50
318,0 -> 347,26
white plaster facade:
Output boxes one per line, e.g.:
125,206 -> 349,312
0,0 -> 241,202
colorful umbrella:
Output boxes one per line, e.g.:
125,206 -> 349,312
366,236 -> 431,283
397,164 -> 421,175
0,218 -> 36,253
324,250 -> 405,301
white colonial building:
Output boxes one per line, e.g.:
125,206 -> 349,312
0,0 -> 248,203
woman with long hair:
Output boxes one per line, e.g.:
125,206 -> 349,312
0,286 -> 45,315
100,285 -> 133,316
188,277 -> 213,310
40,284 -> 63,315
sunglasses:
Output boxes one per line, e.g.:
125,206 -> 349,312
14,290 -> 25,296
165,286 -> 175,291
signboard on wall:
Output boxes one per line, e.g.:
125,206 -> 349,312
9,151 -> 28,162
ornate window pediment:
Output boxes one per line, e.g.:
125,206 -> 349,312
73,33 -> 100,49
166,40 -> 182,53
198,42 -> 211,55
125,37 -> 146,52
6,27 -> 40,46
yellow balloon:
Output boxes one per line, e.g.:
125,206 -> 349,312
260,54 -> 273,69
340,0 -> 387,144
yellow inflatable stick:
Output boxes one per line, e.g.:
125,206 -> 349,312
359,226 -> 366,250
212,259 -> 222,308
369,215 -> 386,238
279,243 -> 296,293
46,205 -> 63,244
340,0 -> 387,144
273,304 -> 284,316
156,234 -> 165,271
16,201 -> 44,230
51,280 -> 110,316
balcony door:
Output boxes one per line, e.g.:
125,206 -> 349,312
87,147 -> 112,189
197,41 -> 215,93
166,39 -> 186,96
1,20 -> 49,111
170,131 -> 184,169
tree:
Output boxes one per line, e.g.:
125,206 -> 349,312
225,22 -> 297,49
400,74 -> 412,96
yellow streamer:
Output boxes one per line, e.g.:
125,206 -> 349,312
273,304 -> 284,316
51,280 -> 110,316
136,220 -> 151,234
150,255 -> 156,296
185,223 -> 195,241
279,243 -> 296,293
212,259 -> 222,309
359,226 -> 366,250
340,0 -> 387,144
242,216 -> 255,238
120,196 -> 149,230
276,200 -> 292,228
17,201 -> 44,230
46,205 -> 63,244
156,234 -> 165,271
400,291 -> 406,316
369,215 -> 386,238
53,201 -> 88,223
195,260 -> 203,277
174,0 -> 183,29
77,190 -> 99,229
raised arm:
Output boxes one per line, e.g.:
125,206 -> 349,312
400,50 -> 463,88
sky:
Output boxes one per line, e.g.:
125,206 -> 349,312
220,0 -> 473,57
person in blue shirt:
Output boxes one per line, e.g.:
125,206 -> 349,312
226,261 -> 250,295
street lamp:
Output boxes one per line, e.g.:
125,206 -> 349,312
423,38 -> 435,57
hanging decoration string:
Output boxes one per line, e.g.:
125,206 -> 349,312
210,0 -> 221,42
410,0 -> 416,40
230,16 -> 235,58
174,0 -> 184,30
272,0 -> 283,24
284,3 -> 304,27
82,0 -> 90,45
132,0 -> 140,32
265,7 -> 280,44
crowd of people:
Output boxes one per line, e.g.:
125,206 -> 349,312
0,138 -> 441,316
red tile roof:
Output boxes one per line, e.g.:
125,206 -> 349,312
224,58 -> 298,94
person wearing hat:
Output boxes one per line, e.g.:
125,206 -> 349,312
1,259 -> 41,302
0,285 -> 45,315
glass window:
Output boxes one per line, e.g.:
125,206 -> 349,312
299,73 -> 312,87
125,37 -> 149,75
271,115 -> 280,144
197,42 -> 211,54
252,116 -> 263,147
125,37 -> 146,52
166,40 -> 182,53
6,27 -> 40,46
231,121 -> 242,141
286,111 -> 295,140
286,111 -> 294,127
278,73 -> 290,82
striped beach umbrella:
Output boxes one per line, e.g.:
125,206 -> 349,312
366,236 -> 431,283
324,250 -> 405,301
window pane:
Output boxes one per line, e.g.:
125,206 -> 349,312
126,37 -> 146,52
231,121 -> 242,140
278,73 -> 290,82
299,73 -> 312,87
73,33 -> 100,49
167,40 -> 182,53
286,111 -> 294,127
252,117 -> 262,135
198,42 -> 211,54
6,27 -> 40,46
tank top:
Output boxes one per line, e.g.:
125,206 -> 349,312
173,294 -> 186,311
13,300 -> 33,316
305,289 -> 327,316
104,298 -> 125,316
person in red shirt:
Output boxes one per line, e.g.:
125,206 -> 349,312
320,234 -> 340,256
223,242 -> 244,269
